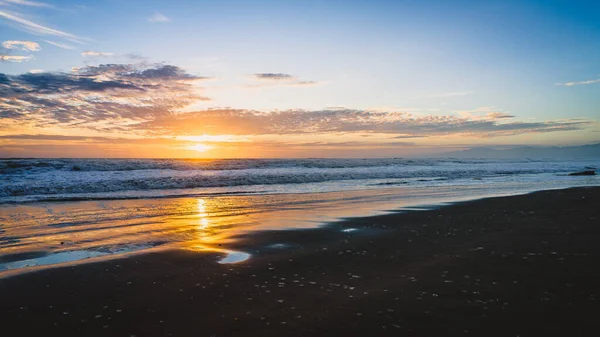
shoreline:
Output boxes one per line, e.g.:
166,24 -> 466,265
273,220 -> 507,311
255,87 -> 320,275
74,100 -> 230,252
1,185 -> 591,279
2,172 -> 598,205
1,186 -> 600,336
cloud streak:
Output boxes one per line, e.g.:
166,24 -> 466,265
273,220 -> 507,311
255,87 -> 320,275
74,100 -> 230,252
81,50 -> 114,57
0,10 -> 86,43
1,0 -> 53,8
0,54 -> 34,62
43,40 -> 75,49
249,72 -> 321,88
254,73 -> 294,81
2,40 -> 40,51
432,91 -> 472,98
486,112 -> 515,119
556,78 -> 600,86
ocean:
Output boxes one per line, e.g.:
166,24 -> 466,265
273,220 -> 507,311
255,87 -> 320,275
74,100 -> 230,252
2,158 -> 599,203
1,158 -> 599,274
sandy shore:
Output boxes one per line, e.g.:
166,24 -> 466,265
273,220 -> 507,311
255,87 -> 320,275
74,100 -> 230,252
1,187 -> 599,336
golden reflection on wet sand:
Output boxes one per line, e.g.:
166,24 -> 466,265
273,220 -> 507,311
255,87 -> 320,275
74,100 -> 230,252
0,189 -> 413,270
0,184 -> 536,274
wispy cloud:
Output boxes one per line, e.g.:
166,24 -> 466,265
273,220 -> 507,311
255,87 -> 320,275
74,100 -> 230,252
148,12 -> 169,23
0,10 -> 86,43
289,80 -> 320,87
1,0 -> 53,8
81,50 -> 114,57
125,53 -> 146,60
138,108 -> 590,138
254,73 -> 295,81
43,39 -> 75,49
0,54 -> 34,62
286,140 -> 416,147
365,106 -> 441,113
2,40 -> 40,51
556,77 -> 600,86
456,106 -> 515,120
249,72 -> 322,88
486,112 -> 515,119
421,91 -> 473,99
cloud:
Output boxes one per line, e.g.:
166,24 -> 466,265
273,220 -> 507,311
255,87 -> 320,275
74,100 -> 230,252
137,108 -> 591,138
366,107 -> 441,113
254,73 -> 294,81
414,92 -> 472,100
77,64 -> 209,80
486,112 -> 515,119
0,63 -> 210,127
125,53 -> 146,60
556,78 -> 600,86
148,12 -> 169,23
0,135 -> 434,158
456,106 -> 515,121
285,140 -> 416,148
0,54 -> 34,62
81,51 -> 114,57
0,10 -> 86,43
0,134 -> 114,141
0,65 -> 593,141
43,40 -> 75,49
433,91 -> 472,98
289,80 -> 320,87
2,40 -> 40,51
1,0 -> 53,8
249,73 -> 322,88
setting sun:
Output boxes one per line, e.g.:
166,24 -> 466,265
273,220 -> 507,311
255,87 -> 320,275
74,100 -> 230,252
187,143 -> 213,153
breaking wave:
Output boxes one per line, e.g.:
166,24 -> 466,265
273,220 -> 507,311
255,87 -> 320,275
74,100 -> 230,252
1,158 -> 598,203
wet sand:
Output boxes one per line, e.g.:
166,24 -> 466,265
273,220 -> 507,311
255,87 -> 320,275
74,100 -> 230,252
1,187 -> 600,336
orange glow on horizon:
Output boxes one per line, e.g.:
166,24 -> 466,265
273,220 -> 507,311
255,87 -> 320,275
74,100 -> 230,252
187,143 -> 214,153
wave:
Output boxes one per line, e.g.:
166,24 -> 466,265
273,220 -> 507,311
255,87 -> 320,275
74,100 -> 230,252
0,168 -> 567,197
0,190 -> 269,204
2,158 -> 598,203
0,158 -> 538,174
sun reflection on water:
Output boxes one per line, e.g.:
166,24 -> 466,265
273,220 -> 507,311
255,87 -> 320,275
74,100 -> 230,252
197,199 -> 209,229
1,188 -> 421,273
186,198 -> 246,261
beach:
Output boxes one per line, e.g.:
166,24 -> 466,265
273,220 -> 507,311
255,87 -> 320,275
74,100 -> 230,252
1,186 -> 599,336
2,0 -> 600,335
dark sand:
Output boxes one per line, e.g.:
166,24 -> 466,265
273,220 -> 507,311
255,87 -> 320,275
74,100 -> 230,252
1,187 -> 600,336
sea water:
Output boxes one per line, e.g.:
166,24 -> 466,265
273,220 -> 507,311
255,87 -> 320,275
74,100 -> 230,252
1,158 -> 599,274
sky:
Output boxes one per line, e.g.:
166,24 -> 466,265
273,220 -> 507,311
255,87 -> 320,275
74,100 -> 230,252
0,0 -> 599,158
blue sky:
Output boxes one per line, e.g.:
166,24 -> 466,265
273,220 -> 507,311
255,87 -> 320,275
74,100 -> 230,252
1,0 -> 599,157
